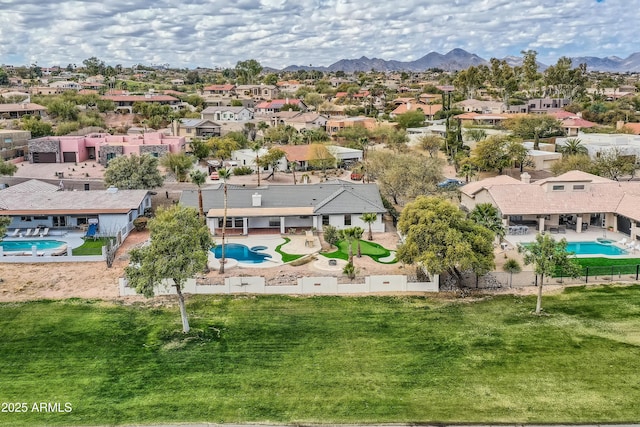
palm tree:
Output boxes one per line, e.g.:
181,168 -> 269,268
189,169 -> 207,221
457,161 -> 477,183
339,227 -> 357,263
251,142 -> 262,187
288,161 -> 298,185
558,138 -> 588,157
353,227 -> 364,258
360,213 -> 377,240
468,203 -> 505,241
217,168 -> 232,274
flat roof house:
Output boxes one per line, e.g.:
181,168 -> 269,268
179,180 -> 386,236
0,180 -> 151,243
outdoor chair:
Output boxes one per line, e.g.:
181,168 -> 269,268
10,229 -> 20,237
33,227 -> 41,236
618,237 -> 628,245
24,229 -> 33,237
40,228 -> 50,237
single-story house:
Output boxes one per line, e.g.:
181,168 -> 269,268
555,133 -> 640,161
101,94 -> 180,113
28,132 -> 186,165
231,148 -> 288,173
0,180 -> 151,241
179,180 -> 386,235
255,99 -> 308,115
0,103 -> 47,119
459,170 -> 640,240
171,119 -> 222,141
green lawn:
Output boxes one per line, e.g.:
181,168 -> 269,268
322,239 -> 396,263
574,257 -> 640,275
1,286 -> 640,425
71,238 -> 108,256
275,237 -> 304,262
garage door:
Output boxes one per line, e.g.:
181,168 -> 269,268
32,152 -> 57,163
62,152 -> 77,163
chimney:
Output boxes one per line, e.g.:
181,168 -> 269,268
520,172 -> 531,184
252,192 -> 262,207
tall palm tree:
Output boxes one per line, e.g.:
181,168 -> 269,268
288,161 -> 298,185
218,168 -> 232,274
189,169 -> 207,222
457,161 -> 477,183
360,213 -> 377,240
558,138 -> 588,157
339,227 -> 357,263
251,142 -> 262,187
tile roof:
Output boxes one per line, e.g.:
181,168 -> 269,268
179,181 -> 385,216
0,103 -> 47,113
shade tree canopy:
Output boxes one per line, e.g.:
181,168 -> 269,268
104,153 -> 164,189
125,205 -> 213,333
397,196 -> 495,282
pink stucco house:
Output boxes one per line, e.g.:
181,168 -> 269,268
28,132 -> 186,165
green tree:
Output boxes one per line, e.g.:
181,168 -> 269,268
0,159 -> 18,176
21,116 -> 53,138
257,148 -> 285,178
160,153 -> 194,182
471,135 -> 511,174
395,110 -> 425,129
125,205 -> 213,333
503,258 -> 522,288
251,142 -> 263,187
0,68 -> 9,86
503,114 -> 563,150
189,138 -> 211,161
353,226 -> 364,258
304,92 -> 324,110
360,213 -> 377,241
468,203 -> 505,241
82,56 -> 106,76
218,168 -> 232,274
104,154 -> 164,189
323,224 -> 339,248
594,148 -> 637,181
456,159 -> 477,183
506,140 -> 530,172
550,154 -> 596,176
235,59 -> 263,85
520,233 -> 582,314
308,144 -> 335,176
396,196 -> 495,284
0,216 -> 10,237
339,227 -> 359,263
190,169 -> 207,221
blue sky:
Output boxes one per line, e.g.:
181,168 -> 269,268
0,0 -> 635,69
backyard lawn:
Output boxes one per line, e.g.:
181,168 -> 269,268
1,286 -> 639,425
71,238 -> 107,256
322,239 -> 396,263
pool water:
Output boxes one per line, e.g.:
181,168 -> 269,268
565,241 -> 627,256
1,240 -> 66,251
211,243 -> 272,264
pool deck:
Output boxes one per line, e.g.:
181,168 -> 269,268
1,231 -> 86,256
208,234 -> 322,270
503,228 -> 640,258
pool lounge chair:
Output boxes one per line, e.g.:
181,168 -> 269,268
10,229 -> 20,237
40,228 -> 49,237
50,245 -> 68,256
23,228 -> 33,237
626,241 -> 636,249
33,227 -> 41,236
618,237 -> 628,245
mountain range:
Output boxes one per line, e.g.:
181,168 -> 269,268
280,49 -> 640,73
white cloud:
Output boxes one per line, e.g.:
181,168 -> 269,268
0,0 -> 637,69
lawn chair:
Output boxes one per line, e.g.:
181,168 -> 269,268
33,227 -> 41,236
618,237 -> 628,245
24,228 -> 33,237
40,228 -> 49,237
10,229 -> 20,237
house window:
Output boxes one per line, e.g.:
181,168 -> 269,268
33,216 -> 48,220
234,218 -> 243,228
573,184 -> 585,191
186,128 -> 192,133
269,217 -> 281,227
552,185 -> 565,191
344,215 -> 351,226
322,215 -> 330,225
20,216 -> 32,222
53,216 -> 66,227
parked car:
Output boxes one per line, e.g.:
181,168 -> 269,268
437,178 -> 465,189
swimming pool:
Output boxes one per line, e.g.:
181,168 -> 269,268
211,243 -> 272,264
1,240 -> 66,252
565,241 -> 628,256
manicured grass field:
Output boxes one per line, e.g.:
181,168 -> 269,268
71,238 -> 107,256
1,286 -> 640,426
322,239 -> 396,263
574,257 -> 640,275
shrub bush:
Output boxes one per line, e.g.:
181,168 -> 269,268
133,217 -> 148,231
233,166 -> 254,176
